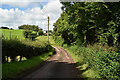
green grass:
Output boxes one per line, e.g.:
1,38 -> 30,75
63,45 -> 120,79
63,46 -> 100,79
2,33 -> 55,79
1,29 -> 25,40
2,48 -> 54,79
0,29 -> 55,44
36,36 -> 55,45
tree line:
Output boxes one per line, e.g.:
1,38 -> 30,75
52,2 -> 120,79
53,2 -> 120,47
0,26 -> 13,30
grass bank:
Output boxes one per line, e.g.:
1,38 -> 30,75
2,47 -> 54,79
63,44 -> 120,79
63,46 -> 100,79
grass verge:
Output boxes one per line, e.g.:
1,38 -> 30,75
63,46 -> 100,79
2,48 -> 54,79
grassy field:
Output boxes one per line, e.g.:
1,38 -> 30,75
37,36 -> 55,45
0,29 -> 25,40
2,29 -> 56,79
1,29 -> 55,44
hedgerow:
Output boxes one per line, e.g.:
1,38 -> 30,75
66,45 -> 120,79
2,39 -> 52,63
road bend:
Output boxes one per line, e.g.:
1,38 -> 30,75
21,47 -> 81,79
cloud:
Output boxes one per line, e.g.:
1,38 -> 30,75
0,0 -> 62,30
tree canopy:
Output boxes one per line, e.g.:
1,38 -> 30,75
0,26 -> 9,29
53,2 -> 120,46
18,25 -> 39,32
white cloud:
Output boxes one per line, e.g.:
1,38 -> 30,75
0,0 -> 62,30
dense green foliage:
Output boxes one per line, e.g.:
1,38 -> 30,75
2,39 -> 52,63
53,2 -> 120,79
38,29 -> 44,36
23,30 -> 37,41
64,45 -> 120,79
53,2 -> 120,46
18,25 -> 39,31
19,25 -> 44,40
52,36 -> 64,46
2,48 -> 54,79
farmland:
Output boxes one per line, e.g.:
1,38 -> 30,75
1,2 -> 120,79
1,29 -> 55,44
1,29 -> 25,40
1,29 -> 55,79
36,36 -> 55,45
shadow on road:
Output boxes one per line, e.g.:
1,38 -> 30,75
4,47 -> 99,80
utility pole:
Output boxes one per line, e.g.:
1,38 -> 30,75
47,16 -> 49,42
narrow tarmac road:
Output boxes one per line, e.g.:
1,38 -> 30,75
22,47 -> 81,79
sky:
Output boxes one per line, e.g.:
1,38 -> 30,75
0,0 -> 63,30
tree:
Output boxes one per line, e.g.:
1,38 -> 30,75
38,29 -> 44,36
0,26 -> 9,29
23,30 -> 37,41
53,2 -> 120,46
18,25 -> 39,31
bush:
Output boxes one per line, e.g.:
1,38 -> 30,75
2,39 -> 52,63
38,30 -> 44,36
23,30 -> 37,41
53,36 -> 64,46
23,30 -> 32,38
65,45 -> 120,79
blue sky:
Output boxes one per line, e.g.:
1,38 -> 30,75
0,2 -> 48,10
0,0 -> 62,30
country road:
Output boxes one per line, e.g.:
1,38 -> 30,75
21,47 -> 81,79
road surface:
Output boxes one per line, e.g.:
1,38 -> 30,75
21,47 -> 81,79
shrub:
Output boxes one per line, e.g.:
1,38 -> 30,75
65,45 -> 120,79
23,30 -> 37,41
53,36 -> 64,46
38,30 -> 44,36
23,30 -> 32,38
2,39 -> 52,63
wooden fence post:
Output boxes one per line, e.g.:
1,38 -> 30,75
10,31 -> 11,40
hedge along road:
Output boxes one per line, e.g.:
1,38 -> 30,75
21,47 -> 81,79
